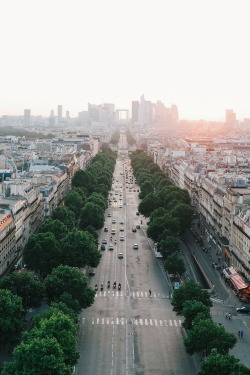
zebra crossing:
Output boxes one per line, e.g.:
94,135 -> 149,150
95,290 -> 170,299
82,317 -> 182,327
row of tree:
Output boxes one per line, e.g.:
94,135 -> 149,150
131,150 -> 193,261
126,129 -> 136,146
22,149 -> 117,277
172,280 -> 250,375
110,129 -> 120,145
1,265 -> 94,374
1,149 -> 117,374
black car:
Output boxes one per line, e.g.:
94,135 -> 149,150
236,306 -> 250,314
104,227 -> 108,232
89,269 -> 95,276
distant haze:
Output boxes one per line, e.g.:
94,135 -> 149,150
1,0 -> 249,121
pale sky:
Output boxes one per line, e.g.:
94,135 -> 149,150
1,0 -> 250,120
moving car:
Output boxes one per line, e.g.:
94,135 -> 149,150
132,227 -> 137,232
102,239 -> 107,244
111,229 -> 116,235
107,213 -> 111,217
112,219 -> 116,224
109,245 -> 114,251
120,236 -> 125,241
100,244 -> 106,250
236,307 -> 250,314
104,227 -> 108,232
136,211 -> 140,216
120,227 -> 124,231
118,253 -> 124,259
133,244 -> 139,249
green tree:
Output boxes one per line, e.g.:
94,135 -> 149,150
139,180 -> 155,199
138,193 -> 161,217
24,310 -> 79,367
60,230 -> 101,268
182,300 -> 211,330
147,214 -> 180,242
87,192 -> 107,210
2,337 -> 71,375
39,219 -> 69,241
31,302 -> 78,328
72,169 -> 92,190
171,280 -> 212,315
170,203 -> 194,232
23,232 -> 61,276
184,319 -> 237,356
44,265 -> 95,314
159,234 -> 180,258
64,190 -> 85,219
164,252 -> 186,276
0,289 -> 24,345
0,271 -> 45,310
79,202 -> 105,230
51,206 -> 76,230
198,349 -> 250,375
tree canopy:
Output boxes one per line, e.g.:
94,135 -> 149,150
198,349 -> 250,375
0,289 -> 24,345
51,206 -> 76,230
0,270 -> 45,310
44,265 -> 95,313
171,280 -> 212,315
38,219 -> 69,241
164,252 -> 186,276
60,230 -> 101,268
2,337 -> 71,375
23,232 -> 61,276
184,319 -> 237,356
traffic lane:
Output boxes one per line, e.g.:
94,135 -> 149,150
132,320 -> 195,375
184,232 -> 230,300
77,310 -> 114,375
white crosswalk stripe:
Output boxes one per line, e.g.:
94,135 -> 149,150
95,291 -> 169,299
85,318 -> 182,327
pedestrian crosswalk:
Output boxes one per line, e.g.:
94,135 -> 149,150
95,291 -> 170,299
82,317 -> 182,327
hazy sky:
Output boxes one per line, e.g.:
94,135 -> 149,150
1,0 -> 249,120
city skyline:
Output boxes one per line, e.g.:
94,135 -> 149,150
1,0 -> 250,121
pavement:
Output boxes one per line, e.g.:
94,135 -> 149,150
140,217 -> 250,371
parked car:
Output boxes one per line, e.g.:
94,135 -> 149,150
104,227 -> 108,232
136,224 -> 140,229
101,244 -> 106,250
132,227 -> 137,232
89,269 -> 95,276
136,211 -> 140,216
236,306 -> 250,314
107,213 -> 111,217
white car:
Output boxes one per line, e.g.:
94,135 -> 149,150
120,236 -> 125,241
112,219 -> 116,224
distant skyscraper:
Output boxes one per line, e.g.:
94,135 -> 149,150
49,109 -> 55,127
58,105 -> 62,120
132,101 -> 139,123
225,109 -> 236,130
66,110 -> 70,119
24,109 -> 31,126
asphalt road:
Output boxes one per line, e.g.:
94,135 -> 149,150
76,143 -> 196,375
